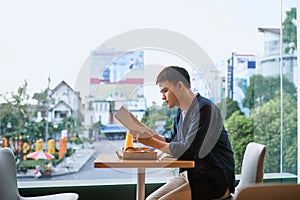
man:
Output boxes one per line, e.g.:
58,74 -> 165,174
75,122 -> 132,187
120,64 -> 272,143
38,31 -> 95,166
131,66 -> 235,200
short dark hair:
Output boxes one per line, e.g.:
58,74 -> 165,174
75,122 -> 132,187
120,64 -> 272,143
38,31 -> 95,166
156,66 -> 191,88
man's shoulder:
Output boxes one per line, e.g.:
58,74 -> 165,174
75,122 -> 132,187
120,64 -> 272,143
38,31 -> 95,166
196,94 -> 213,106
196,94 -> 221,114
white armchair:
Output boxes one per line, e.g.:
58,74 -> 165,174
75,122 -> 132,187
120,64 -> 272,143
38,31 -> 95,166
0,148 -> 79,200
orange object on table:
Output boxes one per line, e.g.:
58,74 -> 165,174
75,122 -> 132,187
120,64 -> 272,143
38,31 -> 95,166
124,130 -> 134,150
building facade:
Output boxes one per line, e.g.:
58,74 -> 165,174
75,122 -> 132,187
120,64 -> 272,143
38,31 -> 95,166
257,27 -> 297,85
49,81 -> 82,126
227,53 -> 257,115
85,48 -> 146,127
33,81 -> 82,127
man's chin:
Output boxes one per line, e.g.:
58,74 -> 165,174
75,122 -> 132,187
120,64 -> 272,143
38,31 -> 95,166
167,104 -> 175,108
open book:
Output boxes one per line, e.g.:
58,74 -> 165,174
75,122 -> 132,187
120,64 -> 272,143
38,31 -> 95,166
114,106 -> 147,132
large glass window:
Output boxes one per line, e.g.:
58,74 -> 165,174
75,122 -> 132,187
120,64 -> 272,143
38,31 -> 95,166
0,0 -> 297,187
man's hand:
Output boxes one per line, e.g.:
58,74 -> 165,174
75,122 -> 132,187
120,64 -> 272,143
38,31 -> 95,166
136,135 -> 154,146
129,128 -> 171,154
129,128 -> 155,146
130,127 -> 155,139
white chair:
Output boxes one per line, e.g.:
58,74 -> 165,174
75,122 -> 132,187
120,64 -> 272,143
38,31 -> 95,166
236,142 -> 266,192
0,147 -> 79,200
227,142 -> 266,199
234,183 -> 300,200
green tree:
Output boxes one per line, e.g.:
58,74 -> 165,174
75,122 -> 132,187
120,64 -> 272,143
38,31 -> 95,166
217,97 -> 242,120
23,121 -> 40,142
57,116 -> 77,139
0,80 -> 31,160
32,88 -> 55,106
282,7 -> 296,54
90,120 -> 102,141
0,103 -> 18,134
242,75 -> 296,109
225,111 -> 254,174
0,80 -> 30,136
252,91 -> 297,174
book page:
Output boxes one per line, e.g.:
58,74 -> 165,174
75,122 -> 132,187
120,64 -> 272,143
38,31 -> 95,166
114,106 -> 147,132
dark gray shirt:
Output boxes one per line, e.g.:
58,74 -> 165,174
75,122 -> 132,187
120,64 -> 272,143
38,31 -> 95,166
166,93 -> 235,199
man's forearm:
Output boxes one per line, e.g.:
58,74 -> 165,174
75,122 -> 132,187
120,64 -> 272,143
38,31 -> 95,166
152,133 -> 166,142
138,137 -> 171,155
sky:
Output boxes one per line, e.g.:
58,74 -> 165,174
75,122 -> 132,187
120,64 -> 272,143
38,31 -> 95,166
0,0 -> 296,104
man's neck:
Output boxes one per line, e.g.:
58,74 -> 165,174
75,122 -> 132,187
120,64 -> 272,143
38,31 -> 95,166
179,90 -> 196,114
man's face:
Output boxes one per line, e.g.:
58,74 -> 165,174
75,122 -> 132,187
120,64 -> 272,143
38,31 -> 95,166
158,80 -> 179,108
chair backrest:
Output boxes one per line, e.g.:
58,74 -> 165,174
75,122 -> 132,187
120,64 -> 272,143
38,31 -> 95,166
236,142 -> 266,192
235,184 -> 300,200
0,147 -> 21,200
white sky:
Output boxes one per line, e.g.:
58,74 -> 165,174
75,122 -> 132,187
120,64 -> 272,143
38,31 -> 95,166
0,0 -> 296,102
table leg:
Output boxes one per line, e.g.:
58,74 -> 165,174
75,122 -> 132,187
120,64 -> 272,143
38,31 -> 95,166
137,168 -> 145,200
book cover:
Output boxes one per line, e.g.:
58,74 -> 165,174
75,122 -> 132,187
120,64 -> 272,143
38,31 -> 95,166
114,106 -> 147,132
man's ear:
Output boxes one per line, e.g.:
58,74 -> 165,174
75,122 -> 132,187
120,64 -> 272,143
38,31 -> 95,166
177,81 -> 184,90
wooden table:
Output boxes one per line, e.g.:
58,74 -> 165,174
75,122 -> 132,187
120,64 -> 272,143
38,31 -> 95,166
94,153 -> 194,200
